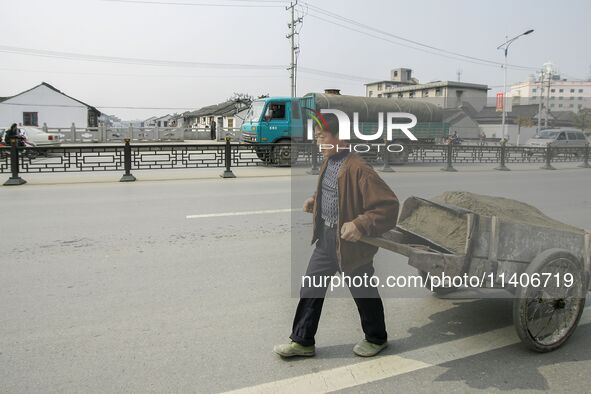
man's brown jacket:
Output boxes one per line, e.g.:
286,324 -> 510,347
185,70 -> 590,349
311,152 -> 400,273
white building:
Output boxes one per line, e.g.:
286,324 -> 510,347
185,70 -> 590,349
365,68 -> 489,111
153,114 -> 174,127
143,116 -> 158,127
0,82 -> 101,128
510,75 -> 591,113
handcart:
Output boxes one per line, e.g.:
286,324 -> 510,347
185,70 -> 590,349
362,195 -> 591,352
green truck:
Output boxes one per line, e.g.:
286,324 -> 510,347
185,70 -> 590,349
241,91 -> 448,165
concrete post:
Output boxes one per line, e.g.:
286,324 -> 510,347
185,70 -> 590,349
71,123 -> 76,143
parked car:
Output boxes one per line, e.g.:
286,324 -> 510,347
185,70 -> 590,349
1,126 -> 64,146
525,129 -> 588,147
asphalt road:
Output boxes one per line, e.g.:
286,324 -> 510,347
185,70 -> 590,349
0,165 -> 590,393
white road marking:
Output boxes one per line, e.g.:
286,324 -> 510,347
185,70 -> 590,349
186,208 -> 298,219
226,312 -> 591,394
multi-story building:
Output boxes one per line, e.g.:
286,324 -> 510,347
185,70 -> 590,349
510,68 -> 591,113
365,68 -> 489,111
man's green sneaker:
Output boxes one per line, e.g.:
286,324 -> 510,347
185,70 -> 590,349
273,341 -> 316,357
353,339 -> 388,357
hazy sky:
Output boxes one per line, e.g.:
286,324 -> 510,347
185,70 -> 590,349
1,0 -> 590,119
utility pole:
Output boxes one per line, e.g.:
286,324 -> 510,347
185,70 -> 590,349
545,66 -> 552,128
537,68 -> 543,134
286,0 -> 303,97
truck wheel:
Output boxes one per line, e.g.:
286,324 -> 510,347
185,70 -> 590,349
273,140 -> 298,167
254,146 -> 273,164
513,249 -> 586,352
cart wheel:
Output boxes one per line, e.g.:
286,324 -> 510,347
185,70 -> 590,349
418,270 -> 457,296
513,248 -> 586,352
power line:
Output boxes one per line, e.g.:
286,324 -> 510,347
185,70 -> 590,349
0,102 -> 200,110
303,3 -> 538,72
102,0 -> 286,8
305,13 -> 508,70
0,45 -> 382,82
0,67 -> 364,88
0,67 -> 286,79
0,45 -> 285,71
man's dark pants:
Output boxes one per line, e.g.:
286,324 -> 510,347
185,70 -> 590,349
290,223 -> 387,347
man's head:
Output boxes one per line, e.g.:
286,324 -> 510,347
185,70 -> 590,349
314,115 -> 345,158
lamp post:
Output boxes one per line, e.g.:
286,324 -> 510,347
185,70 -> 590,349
497,29 -> 534,143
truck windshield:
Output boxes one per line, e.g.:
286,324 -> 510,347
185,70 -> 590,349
245,101 -> 265,123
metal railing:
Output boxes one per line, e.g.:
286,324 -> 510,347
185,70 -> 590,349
43,125 -> 242,143
1,140 -> 589,185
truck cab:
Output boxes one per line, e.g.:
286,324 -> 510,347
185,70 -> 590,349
241,97 -> 304,145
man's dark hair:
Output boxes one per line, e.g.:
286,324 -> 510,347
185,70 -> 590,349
314,114 -> 340,137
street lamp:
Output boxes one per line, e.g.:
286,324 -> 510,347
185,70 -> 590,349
497,29 -> 534,143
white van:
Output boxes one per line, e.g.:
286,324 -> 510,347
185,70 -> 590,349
525,129 -> 588,147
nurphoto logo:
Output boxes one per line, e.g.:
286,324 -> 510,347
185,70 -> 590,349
305,108 -> 418,153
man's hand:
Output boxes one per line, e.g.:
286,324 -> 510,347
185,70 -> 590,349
340,222 -> 362,242
303,197 -> 315,213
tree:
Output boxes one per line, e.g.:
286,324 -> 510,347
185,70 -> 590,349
516,116 -> 534,146
228,92 -> 253,105
574,109 -> 590,134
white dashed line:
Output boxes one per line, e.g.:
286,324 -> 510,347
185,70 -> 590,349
225,312 -> 591,394
186,208 -> 298,219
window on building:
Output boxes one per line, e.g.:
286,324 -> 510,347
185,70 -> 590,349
393,71 -> 398,77
551,88 -> 555,93
579,96 -> 583,100
397,93 -> 403,98
377,94 -> 382,98
559,96 -> 563,100
551,96 -> 555,100
23,112 -> 38,126
570,89 -> 575,93
559,104 -> 563,108
569,104 -> 574,108
551,104 -> 555,108
532,88 -> 537,93
579,104 -> 583,109
227,118 -> 234,128
422,90 -> 429,98
435,88 -> 442,97
377,83 -> 383,91
368,91 -> 373,97
409,92 -> 415,98
559,89 -> 564,93
570,96 -> 574,100
579,89 -> 584,93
